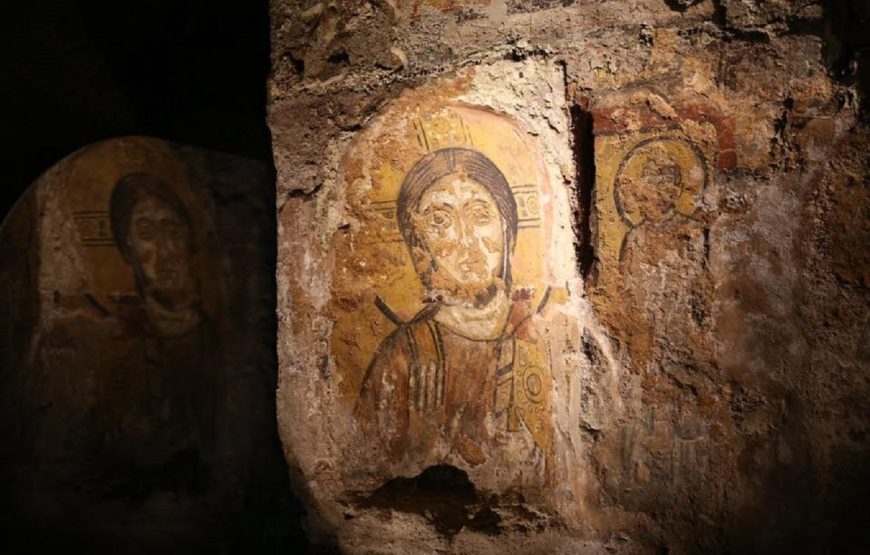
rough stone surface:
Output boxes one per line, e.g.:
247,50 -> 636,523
0,137 -> 296,553
270,1 -> 869,553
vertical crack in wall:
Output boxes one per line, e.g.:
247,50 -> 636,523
569,105 -> 597,284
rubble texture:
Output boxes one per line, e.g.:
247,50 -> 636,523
269,1 -> 869,553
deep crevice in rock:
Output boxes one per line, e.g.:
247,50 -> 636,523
360,464 -> 502,538
570,104 -> 597,283
663,0 -> 704,12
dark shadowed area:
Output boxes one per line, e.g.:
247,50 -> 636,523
0,1 -> 310,553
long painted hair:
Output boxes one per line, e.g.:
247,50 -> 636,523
396,147 -> 518,289
109,172 -> 193,262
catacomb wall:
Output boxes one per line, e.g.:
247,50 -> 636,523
269,1 -> 869,553
1,1 -> 867,553
0,137 -> 299,553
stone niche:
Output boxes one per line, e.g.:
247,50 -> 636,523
276,60 -> 620,552
271,0 -> 869,554
0,137 -> 285,552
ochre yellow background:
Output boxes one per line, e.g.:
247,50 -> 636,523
58,137 -> 219,317
594,133 -> 709,277
330,103 -> 554,402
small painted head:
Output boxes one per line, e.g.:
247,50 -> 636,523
397,148 -> 518,306
110,173 -> 196,308
616,147 -> 683,226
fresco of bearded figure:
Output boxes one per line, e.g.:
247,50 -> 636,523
356,148 -> 552,476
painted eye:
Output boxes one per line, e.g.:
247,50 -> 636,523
429,210 -> 452,229
471,206 -> 493,224
134,220 -> 154,240
165,222 -> 185,241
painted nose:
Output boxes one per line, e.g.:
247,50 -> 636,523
459,219 -> 478,248
156,233 -> 174,253
156,233 -> 184,260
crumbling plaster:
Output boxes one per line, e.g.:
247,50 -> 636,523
269,1 -> 869,553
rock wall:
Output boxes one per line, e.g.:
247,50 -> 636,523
269,1 -> 869,553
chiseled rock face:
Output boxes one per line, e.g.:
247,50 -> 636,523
274,60 -> 621,553
270,1 -> 868,553
0,137 -> 284,552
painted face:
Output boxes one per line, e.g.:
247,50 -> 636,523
618,155 -> 683,225
128,195 -> 194,306
414,172 -> 505,303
